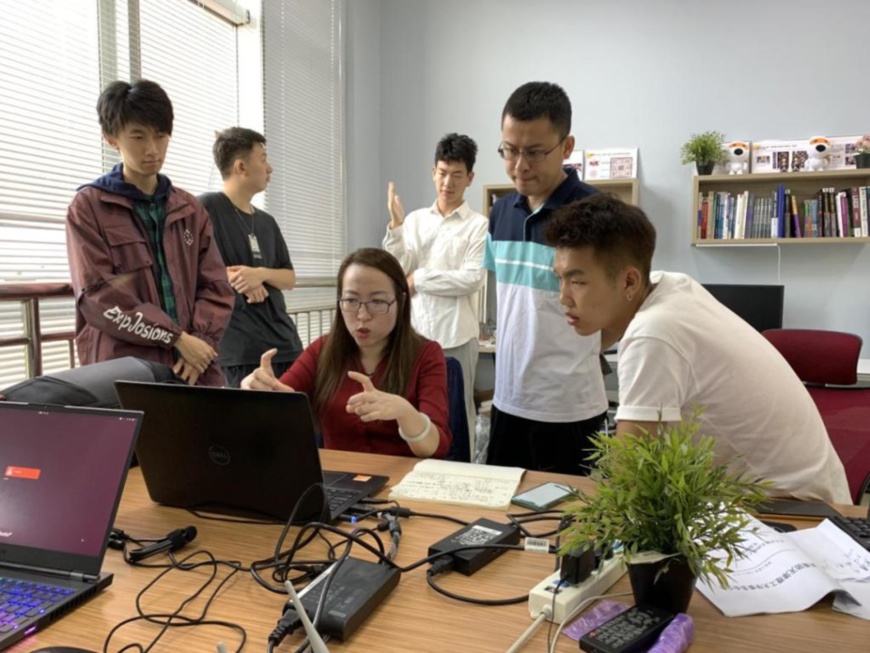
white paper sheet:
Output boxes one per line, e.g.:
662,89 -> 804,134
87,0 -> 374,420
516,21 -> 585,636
697,517 -> 864,618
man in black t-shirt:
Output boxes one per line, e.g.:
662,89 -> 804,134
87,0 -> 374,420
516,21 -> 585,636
199,127 -> 303,387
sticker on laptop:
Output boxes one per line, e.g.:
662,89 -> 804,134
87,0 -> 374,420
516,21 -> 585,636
353,475 -> 372,482
5,466 -> 41,480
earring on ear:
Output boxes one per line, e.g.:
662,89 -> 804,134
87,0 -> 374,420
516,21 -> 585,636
626,293 -> 633,302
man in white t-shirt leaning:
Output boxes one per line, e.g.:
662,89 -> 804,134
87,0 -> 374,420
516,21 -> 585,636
383,133 -> 488,453
545,193 -> 850,504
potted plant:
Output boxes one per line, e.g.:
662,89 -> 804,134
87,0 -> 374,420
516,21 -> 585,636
680,131 -> 728,175
853,135 -> 870,169
560,414 -> 768,614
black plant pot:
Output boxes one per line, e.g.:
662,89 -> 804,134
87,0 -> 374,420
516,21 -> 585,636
627,556 -> 697,614
695,161 -> 715,176
855,152 -> 870,169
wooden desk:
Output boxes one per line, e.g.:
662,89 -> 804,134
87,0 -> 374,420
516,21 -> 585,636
13,451 -> 869,652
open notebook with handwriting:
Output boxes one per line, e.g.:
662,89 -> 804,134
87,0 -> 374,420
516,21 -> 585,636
389,459 -> 525,509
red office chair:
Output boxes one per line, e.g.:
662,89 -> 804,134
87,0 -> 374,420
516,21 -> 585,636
762,329 -> 870,504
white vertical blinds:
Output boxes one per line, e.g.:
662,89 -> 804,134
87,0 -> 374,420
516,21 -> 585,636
0,0 -> 247,388
0,0 -> 346,387
0,0 -> 104,385
263,0 -> 346,313
0,0 -> 103,283
138,0 -> 240,194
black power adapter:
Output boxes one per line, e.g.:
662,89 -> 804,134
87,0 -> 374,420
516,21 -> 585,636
560,543 -> 597,585
428,518 -> 520,576
296,557 -> 400,641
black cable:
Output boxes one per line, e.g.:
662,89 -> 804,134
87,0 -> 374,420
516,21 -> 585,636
344,503 -> 469,527
297,519 -> 529,573
102,550 -> 247,653
507,509 -> 567,538
425,557 -> 528,606
406,509 -> 468,526
293,633 -> 331,653
546,576 -> 559,649
186,508 -> 283,525
311,544 -> 352,630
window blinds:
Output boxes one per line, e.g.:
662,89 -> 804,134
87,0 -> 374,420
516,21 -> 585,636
0,0 -> 244,387
263,0 -> 346,319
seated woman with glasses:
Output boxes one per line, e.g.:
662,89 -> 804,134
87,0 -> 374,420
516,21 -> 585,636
242,248 -> 451,458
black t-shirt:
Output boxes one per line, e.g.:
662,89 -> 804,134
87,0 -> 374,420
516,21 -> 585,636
199,192 -> 303,367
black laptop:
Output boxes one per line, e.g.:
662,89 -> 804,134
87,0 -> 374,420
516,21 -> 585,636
0,401 -> 140,650
114,381 -> 389,523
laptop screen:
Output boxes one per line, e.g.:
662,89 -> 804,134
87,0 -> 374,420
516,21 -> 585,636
0,403 -> 139,563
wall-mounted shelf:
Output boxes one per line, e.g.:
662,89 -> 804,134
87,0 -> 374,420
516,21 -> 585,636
691,169 -> 870,246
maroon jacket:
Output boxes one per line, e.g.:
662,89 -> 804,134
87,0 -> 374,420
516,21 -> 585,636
66,184 -> 233,386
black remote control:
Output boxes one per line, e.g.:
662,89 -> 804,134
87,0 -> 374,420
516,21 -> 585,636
829,515 -> 870,551
579,605 -> 675,653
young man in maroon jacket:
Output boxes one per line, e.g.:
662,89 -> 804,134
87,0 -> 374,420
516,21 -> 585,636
65,79 -> 233,386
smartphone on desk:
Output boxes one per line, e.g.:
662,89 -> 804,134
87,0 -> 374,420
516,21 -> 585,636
511,482 -> 575,511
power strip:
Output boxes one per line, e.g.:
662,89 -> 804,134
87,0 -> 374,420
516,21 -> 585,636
528,555 -> 627,623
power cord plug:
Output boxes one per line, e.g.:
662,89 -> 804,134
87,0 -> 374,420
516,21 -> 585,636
268,606 -> 301,647
428,555 -> 454,578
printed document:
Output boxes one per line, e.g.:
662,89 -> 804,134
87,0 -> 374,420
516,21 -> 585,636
698,517 -> 870,619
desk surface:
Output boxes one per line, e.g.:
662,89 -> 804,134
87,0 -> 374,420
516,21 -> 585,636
14,451 -> 869,653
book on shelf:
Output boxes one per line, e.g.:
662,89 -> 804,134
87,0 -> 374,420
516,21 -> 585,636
696,185 -> 870,240
584,148 -> 638,180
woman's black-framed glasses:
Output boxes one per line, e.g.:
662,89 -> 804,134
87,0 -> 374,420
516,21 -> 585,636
338,298 -> 397,315
497,136 -> 567,163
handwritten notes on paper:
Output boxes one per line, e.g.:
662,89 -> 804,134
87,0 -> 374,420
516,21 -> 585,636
389,459 -> 525,509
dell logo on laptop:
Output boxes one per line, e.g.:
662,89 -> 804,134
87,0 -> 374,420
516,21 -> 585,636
208,445 -> 231,466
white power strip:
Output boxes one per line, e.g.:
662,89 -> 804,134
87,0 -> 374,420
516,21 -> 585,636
528,555 -> 627,623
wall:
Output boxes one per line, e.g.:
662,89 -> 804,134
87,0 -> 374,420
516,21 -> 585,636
346,0 -> 870,351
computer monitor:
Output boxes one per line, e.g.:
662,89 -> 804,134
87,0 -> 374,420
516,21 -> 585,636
702,284 -> 784,332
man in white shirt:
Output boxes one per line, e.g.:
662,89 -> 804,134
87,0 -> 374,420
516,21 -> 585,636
545,193 -> 850,504
383,133 -> 488,453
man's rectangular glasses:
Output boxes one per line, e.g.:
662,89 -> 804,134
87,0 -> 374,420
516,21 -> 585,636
338,298 -> 396,315
498,137 -> 566,163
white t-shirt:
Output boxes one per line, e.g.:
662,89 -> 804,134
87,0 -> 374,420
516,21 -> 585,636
616,271 -> 850,504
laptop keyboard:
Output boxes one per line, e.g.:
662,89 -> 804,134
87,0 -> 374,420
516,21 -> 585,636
325,486 -> 360,516
0,577 -> 74,632
830,515 -> 870,551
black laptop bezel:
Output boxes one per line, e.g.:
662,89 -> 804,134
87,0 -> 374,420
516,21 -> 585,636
114,381 -> 366,522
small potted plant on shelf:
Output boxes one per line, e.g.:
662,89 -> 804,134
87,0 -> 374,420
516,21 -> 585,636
680,131 -> 728,175
852,135 -> 870,169
560,413 -> 767,614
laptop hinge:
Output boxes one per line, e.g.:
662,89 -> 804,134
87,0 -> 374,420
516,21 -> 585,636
0,561 -> 99,583
70,571 -> 99,583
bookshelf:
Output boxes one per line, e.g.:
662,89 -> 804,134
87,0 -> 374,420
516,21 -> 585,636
482,177 -> 639,216
691,169 -> 870,246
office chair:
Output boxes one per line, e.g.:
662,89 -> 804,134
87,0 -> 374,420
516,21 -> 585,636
762,329 -> 870,504
444,356 -> 470,462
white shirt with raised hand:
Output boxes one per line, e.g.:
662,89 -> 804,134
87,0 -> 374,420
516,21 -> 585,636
383,200 -> 488,349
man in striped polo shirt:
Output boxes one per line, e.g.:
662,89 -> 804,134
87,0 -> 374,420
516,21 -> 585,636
484,81 -> 607,474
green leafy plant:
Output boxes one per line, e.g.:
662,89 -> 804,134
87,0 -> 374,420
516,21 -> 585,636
560,414 -> 768,588
680,130 -> 728,166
